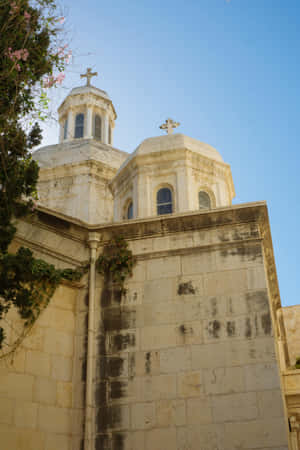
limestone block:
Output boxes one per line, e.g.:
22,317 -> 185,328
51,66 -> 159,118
38,405 -> 72,433
14,401 -> 38,429
0,397 -> 14,424
0,425 -> 18,448
181,250 -> 216,275
132,430 -> 145,450
132,351 -> 160,377
160,347 -> 192,374
176,321 -> 203,346
179,297 -> 203,322
131,402 -> 156,430
25,350 -> 51,377
44,328 -> 74,357
45,433 -> 70,450
203,366 -> 245,395
192,343 -> 227,370
141,325 -> 177,350
16,429 -> 46,450
51,355 -> 73,381
129,261 -> 147,283
57,381 -> 72,408
0,371 -> 34,401
49,307 -> 75,333
257,390 -> 284,418
143,301 -> 178,326
22,326 -> 44,351
212,391 -> 258,422
122,282 -> 144,307
244,363 -> 280,391
144,278 -> 176,303
187,396 -> 212,425
247,266 -> 267,290
140,374 -> 177,401
33,376 -> 56,405
203,269 -> 248,296
147,256 -> 181,280
145,427 -> 177,450
177,371 -> 203,397
156,399 -> 186,427
202,295 -> 227,319
51,285 -> 77,311
0,349 -> 25,373
224,418 -> 288,449
178,423 -> 224,450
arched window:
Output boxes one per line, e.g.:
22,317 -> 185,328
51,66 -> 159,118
127,202 -> 133,220
94,115 -> 101,139
75,113 -> 84,138
157,188 -> 173,215
63,119 -> 68,140
199,191 -> 211,210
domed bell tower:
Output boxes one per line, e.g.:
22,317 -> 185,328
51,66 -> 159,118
58,68 -> 116,145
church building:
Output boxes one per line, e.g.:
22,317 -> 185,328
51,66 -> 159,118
1,69 -> 300,450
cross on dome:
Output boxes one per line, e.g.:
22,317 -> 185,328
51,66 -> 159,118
159,118 -> 180,135
80,68 -> 98,86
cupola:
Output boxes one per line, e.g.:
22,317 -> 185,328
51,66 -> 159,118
57,68 -> 116,145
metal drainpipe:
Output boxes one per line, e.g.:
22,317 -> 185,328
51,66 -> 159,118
84,232 -> 100,450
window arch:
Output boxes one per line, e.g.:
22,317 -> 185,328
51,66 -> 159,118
157,187 -> 173,215
198,191 -> 211,210
127,201 -> 133,220
94,114 -> 102,139
63,118 -> 68,140
75,113 -> 84,138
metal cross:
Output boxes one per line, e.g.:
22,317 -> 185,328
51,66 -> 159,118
80,68 -> 98,86
159,118 -> 180,135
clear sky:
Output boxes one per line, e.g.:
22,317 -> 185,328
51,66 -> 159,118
42,0 -> 300,307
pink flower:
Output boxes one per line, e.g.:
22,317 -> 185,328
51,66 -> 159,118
24,11 -> 31,22
56,72 -> 65,84
16,63 -> 21,71
9,2 -> 18,14
57,17 -> 65,24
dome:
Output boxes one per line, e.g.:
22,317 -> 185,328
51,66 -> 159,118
133,134 -> 223,162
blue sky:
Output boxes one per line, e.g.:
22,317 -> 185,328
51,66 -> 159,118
42,0 -> 300,306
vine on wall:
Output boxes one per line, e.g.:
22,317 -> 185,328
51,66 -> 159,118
96,235 -> 136,291
0,247 -> 84,356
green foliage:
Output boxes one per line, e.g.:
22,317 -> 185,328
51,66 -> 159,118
0,0 -> 77,355
96,236 -> 136,287
0,247 -> 84,353
295,357 -> 300,369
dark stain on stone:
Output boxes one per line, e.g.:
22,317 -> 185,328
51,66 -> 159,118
103,307 -> 136,331
111,333 -> 136,352
145,352 -> 151,374
96,406 -> 122,431
177,281 -> 195,295
226,321 -> 236,337
254,314 -> 259,336
37,210 -> 70,230
208,320 -> 221,338
210,297 -> 218,316
246,291 -> 269,313
220,244 -> 262,262
108,357 -> 124,377
81,359 -> 87,381
218,231 -> 230,242
84,292 -> 89,306
80,439 -> 84,450
101,287 -> 113,307
245,317 -> 252,338
128,353 -> 135,379
95,434 -> 111,450
95,382 -> 107,404
261,313 -> 272,335
112,433 -> 125,450
110,381 -> 127,400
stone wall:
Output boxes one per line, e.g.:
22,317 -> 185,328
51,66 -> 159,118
93,207 -> 289,450
283,305 -> 300,366
0,283 -> 86,450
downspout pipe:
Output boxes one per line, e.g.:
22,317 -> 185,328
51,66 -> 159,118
84,232 -> 100,450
